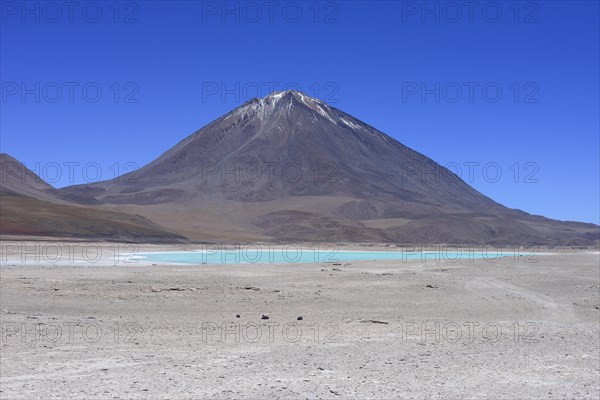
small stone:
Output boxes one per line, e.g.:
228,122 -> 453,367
297,316 -> 303,320
236,314 -> 240,318
261,315 -> 269,320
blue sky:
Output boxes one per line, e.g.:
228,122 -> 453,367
1,0 -> 599,223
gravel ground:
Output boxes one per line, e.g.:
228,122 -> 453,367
1,242 -> 598,399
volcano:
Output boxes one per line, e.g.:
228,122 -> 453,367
46,90 -> 598,245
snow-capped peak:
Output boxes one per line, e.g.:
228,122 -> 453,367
227,90 -> 328,121
222,89 -> 366,131
265,90 -> 324,105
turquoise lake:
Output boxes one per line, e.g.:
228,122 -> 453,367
136,248 -> 521,265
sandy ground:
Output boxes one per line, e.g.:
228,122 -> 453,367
0,241 -> 598,399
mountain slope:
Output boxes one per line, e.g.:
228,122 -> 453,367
57,91 -> 598,245
0,153 -> 57,200
0,153 -> 185,242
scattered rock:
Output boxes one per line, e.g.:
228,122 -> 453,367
425,284 -> 438,289
241,286 -> 260,291
332,268 -> 342,271
261,314 -> 269,320
150,287 -> 162,293
360,320 -> 389,324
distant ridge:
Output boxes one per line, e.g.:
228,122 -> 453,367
0,153 -> 184,242
0,153 -> 56,200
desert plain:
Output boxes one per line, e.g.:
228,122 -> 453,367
0,241 -> 598,399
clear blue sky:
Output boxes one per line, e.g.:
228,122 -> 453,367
1,1 -> 598,224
